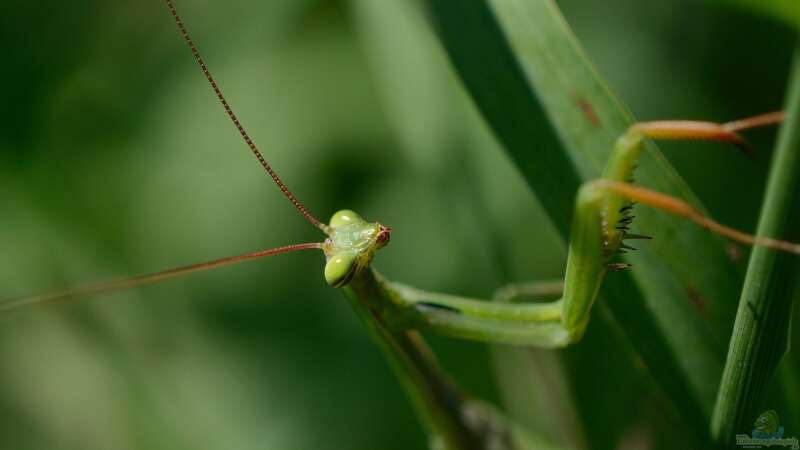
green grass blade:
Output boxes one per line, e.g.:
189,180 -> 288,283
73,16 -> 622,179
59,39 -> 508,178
711,44 -> 800,448
426,0 -> 751,439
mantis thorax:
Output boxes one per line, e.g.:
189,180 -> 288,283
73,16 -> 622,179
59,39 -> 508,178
322,210 -> 391,287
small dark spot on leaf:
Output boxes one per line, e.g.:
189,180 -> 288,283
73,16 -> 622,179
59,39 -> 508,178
576,97 -> 600,126
725,243 -> 743,262
747,302 -> 761,322
686,285 -> 706,314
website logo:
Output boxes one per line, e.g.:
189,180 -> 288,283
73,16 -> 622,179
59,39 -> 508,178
736,410 -> 798,449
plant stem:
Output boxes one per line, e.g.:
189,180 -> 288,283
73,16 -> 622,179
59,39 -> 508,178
711,43 -> 800,447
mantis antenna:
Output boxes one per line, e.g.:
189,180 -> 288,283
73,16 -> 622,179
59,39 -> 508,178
164,0 -> 330,234
2,1 -> 336,311
0,243 -> 323,313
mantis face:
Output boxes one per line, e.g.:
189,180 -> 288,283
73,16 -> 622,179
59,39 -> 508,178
322,210 -> 391,287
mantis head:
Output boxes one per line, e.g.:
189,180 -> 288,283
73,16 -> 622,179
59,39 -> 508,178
322,210 -> 391,287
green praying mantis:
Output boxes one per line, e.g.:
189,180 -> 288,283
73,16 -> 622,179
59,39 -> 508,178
5,1 -> 797,339
3,1 -> 800,448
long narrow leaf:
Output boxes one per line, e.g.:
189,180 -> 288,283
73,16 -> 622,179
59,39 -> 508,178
711,44 -> 800,448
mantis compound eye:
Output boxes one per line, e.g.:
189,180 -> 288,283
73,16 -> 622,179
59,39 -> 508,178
375,225 -> 391,248
324,252 -> 358,287
329,209 -> 363,228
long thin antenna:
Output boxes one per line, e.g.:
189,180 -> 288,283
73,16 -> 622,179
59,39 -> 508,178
0,242 -> 323,313
164,0 -> 329,233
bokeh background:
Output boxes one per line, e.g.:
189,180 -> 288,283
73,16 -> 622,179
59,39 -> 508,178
0,0 -> 797,449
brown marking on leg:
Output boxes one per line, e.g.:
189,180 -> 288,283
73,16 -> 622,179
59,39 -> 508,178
629,112 -> 784,158
631,121 -> 752,157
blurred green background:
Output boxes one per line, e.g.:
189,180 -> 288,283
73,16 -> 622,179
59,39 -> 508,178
0,0 -> 796,449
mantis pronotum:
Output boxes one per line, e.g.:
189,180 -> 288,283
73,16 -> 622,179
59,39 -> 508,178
3,1 -> 798,448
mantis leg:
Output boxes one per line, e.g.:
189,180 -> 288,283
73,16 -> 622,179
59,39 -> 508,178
600,111 -> 784,228
375,177 -> 612,348
376,112 -> 795,348
492,280 -> 563,303
380,277 -> 570,348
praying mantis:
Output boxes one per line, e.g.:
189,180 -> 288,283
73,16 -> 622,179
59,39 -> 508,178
2,0 -> 799,449
6,3 -> 795,337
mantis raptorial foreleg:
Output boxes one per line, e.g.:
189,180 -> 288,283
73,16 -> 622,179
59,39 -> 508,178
365,112 -> 795,348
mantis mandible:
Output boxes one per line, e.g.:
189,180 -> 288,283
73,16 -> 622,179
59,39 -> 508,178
3,0 -> 799,448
